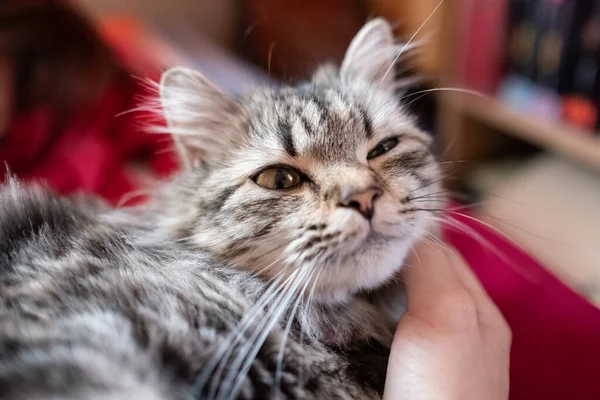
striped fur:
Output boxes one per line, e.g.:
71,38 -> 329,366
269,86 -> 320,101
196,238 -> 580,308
0,19 -> 441,399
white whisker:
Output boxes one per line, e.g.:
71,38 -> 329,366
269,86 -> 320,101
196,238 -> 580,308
220,266 -> 313,400
429,214 -> 537,282
381,0 -> 445,81
207,268 -> 301,399
192,260 -> 293,397
399,87 -> 486,103
274,265 -> 318,391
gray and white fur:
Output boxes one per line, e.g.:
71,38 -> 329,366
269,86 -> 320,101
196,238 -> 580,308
0,19 -> 442,400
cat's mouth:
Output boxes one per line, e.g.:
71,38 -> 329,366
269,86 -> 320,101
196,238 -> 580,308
290,204 -> 416,266
316,227 -> 391,259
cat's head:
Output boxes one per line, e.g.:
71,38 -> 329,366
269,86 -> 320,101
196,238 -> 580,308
159,19 -> 441,301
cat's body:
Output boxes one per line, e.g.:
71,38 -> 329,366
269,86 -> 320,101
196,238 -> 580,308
0,20 -> 441,400
0,181 -> 393,399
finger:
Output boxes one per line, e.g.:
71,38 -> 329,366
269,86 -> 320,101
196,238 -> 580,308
443,246 -> 497,311
403,241 -> 466,310
437,243 -> 509,333
405,240 -> 499,310
410,241 -> 510,337
402,241 -> 509,335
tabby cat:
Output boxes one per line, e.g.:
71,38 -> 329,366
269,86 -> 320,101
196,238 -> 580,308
0,19 -> 441,399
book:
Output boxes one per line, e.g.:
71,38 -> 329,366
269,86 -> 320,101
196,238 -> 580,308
506,0 -> 539,79
561,0 -> 600,129
534,0 -> 577,89
557,0 -> 596,95
458,0 -> 509,94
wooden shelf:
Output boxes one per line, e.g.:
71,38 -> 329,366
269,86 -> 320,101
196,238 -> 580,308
444,93 -> 600,174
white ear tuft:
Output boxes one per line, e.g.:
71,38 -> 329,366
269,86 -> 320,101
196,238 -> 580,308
341,18 -> 408,90
312,63 -> 339,86
160,67 -> 239,169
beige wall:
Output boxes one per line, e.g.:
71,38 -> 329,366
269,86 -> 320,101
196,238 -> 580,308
73,0 -> 239,49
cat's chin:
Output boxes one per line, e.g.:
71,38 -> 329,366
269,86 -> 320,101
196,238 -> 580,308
313,237 -> 416,304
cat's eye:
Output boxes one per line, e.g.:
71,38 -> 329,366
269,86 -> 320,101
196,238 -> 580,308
254,167 -> 302,190
367,137 -> 399,160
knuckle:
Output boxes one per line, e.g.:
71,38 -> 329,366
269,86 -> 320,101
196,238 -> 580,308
496,316 -> 513,342
484,306 -> 512,344
433,289 -> 478,327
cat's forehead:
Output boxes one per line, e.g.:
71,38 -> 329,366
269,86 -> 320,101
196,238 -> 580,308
241,85 -> 415,162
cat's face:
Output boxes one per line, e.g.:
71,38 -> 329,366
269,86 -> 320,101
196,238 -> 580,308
160,19 -> 441,301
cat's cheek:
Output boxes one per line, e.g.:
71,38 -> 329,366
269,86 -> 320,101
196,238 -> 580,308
371,199 -> 398,224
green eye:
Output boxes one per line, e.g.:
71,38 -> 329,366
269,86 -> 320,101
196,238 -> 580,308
367,137 -> 399,160
254,167 -> 302,190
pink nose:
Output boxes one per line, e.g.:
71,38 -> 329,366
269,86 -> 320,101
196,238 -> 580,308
338,185 -> 383,220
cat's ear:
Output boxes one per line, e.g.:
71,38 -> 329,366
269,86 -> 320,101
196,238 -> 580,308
160,67 -> 240,169
340,18 -> 415,90
313,63 -> 339,86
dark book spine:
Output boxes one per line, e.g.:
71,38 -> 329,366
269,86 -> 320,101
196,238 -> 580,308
589,1 -> 600,129
507,0 -> 539,79
561,0 -> 600,131
557,0 -> 595,94
535,0 -> 576,89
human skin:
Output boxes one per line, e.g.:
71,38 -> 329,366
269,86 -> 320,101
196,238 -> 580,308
384,242 -> 512,400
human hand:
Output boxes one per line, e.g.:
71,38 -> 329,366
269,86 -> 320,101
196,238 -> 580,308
383,242 -> 512,400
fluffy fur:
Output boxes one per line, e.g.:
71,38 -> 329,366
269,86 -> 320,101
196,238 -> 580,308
0,19 -> 441,399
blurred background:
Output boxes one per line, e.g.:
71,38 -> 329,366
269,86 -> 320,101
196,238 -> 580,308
1,1 -> 600,398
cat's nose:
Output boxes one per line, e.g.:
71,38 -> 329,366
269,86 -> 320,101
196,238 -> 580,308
338,185 -> 383,220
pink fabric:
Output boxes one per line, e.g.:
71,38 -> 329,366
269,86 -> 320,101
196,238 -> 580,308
444,211 -> 600,400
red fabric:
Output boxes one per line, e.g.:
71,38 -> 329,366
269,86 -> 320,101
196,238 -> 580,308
444,210 -> 600,400
0,19 -> 178,205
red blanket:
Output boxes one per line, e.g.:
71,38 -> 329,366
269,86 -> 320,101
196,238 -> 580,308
1,84 -> 177,204
0,16 -> 178,205
445,212 -> 600,400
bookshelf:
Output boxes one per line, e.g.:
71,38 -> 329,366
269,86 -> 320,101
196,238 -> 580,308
434,1 -> 600,184
440,93 -> 600,174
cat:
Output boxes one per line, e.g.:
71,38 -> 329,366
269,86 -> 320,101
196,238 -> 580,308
0,19 -> 441,400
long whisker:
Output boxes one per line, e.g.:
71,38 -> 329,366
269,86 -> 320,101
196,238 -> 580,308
295,264 -> 326,381
302,266 -> 324,333
399,87 -> 486,106
192,260 -> 293,397
209,267 -> 303,400
407,185 -> 542,216
381,0 -> 445,81
210,261 -> 297,358
205,275 -> 290,398
453,207 -> 576,247
437,160 -> 472,166
410,196 -> 449,204
429,214 -> 538,282
420,228 -> 446,250
274,265 -> 319,391
221,265 -> 314,400
253,250 -> 290,277
416,207 -> 513,243
440,209 -> 523,248
409,168 -> 457,195
428,215 -> 506,261
407,189 -> 454,201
